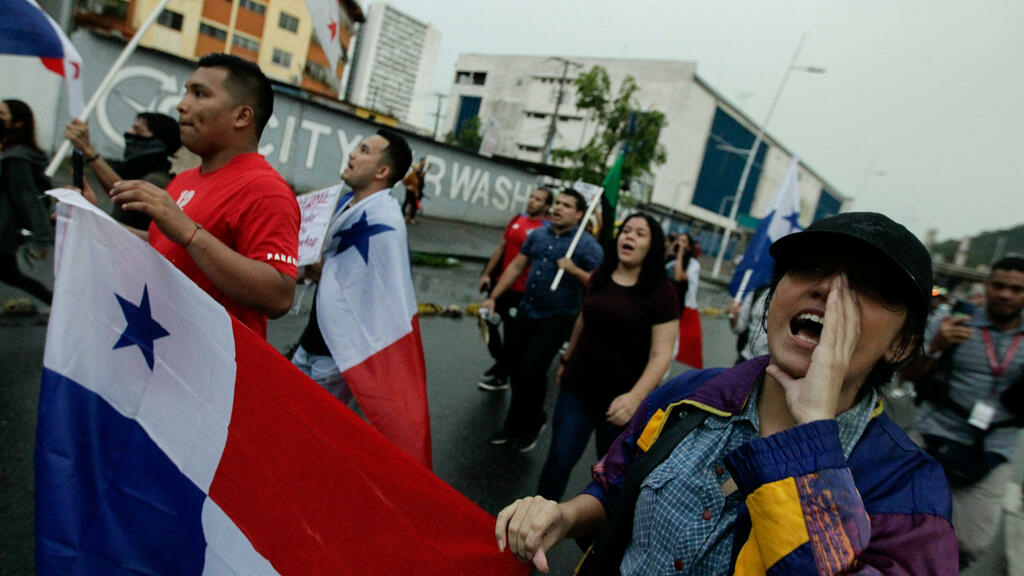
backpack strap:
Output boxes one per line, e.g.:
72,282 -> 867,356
576,406 -> 709,576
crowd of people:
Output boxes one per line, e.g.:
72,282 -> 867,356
4,52 -> 1023,575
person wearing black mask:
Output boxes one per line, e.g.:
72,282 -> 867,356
64,112 -> 181,230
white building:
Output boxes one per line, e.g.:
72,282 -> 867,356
345,3 -> 440,129
442,54 -> 845,232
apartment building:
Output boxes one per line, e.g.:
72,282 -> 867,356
75,0 -> 365,98
344,3 -> 439,129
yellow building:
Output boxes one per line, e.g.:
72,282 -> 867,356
75,0 -> 364,98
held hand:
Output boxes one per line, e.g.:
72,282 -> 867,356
727,300 -> 742,326
478,274 -> 492,293
495,496 -> 570,573
606,391 -> 642,426
110,180 -> 195,245
81,181 -> 98,206
931,316 -> 973,353
64,119 -> 96,157
480,298 -> 497,313
556,257 -> 578,274
766,274 -> 860,425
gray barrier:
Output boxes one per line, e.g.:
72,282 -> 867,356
69,30 -> 543,227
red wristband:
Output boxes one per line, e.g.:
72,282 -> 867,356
182,223 -> 202,248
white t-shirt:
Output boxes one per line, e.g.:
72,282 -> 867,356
683,258 -> 701,309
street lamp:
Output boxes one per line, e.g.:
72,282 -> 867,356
710,33 -> 826,278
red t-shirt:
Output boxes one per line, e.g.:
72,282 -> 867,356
149,153 -> 300,338
502,214 -> 546,293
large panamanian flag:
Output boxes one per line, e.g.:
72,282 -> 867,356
36,190 -> 525,575
0,0 -> 84,117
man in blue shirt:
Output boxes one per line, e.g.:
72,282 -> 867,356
913,255 -> 1024,567
481,189 -> 603,452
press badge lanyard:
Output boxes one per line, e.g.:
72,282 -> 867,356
968,329 -> 1021,430
981,328 -> 1022,386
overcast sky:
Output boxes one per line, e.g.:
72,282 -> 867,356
386,0 -> 1022,241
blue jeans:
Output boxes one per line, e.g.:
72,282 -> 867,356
536,388 -> 624,501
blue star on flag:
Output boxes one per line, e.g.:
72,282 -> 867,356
113,285 -> 170,371
334,211 -> 394,263
784,211 -> 801,232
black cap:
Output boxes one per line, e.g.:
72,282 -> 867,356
769,212 -> 932,312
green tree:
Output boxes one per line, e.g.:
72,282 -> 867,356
552,66 -> 667,190
444,116 -> 483,152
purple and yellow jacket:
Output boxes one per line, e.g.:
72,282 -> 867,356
582,357 -> 958,575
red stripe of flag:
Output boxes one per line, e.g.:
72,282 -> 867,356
210,319 -> 523,575
343,315 -> 431,468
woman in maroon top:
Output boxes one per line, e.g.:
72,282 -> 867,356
536,213 -> 679,501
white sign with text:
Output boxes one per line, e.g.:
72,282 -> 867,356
296,184 -> 344,266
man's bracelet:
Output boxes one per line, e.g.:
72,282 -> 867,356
182,223 -> 203,249
84,152 -> 100,163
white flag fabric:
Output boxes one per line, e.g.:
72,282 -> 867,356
304,0 -> 343,75
728,155 -> 803,296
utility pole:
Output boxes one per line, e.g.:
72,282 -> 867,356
431,92 -> 447,140
542,57 -> 582,165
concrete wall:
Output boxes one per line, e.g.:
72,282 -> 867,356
44,30 -> 546,228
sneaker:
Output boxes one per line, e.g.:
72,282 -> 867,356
513,424 -> 546,453
478,373 -> 509,391
487,427 -> 513,445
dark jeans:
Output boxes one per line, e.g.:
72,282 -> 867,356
536,388 -> 624,501
503,313 -> 576,436
402,191 -> 419,220
0,252 -> 52,304
485,291 -> 522,380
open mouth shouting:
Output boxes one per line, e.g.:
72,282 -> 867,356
619,240 -> 636,257
789,310 -> 824,346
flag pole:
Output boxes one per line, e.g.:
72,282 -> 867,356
550,194 -> 602,291
45,0 -> 174,177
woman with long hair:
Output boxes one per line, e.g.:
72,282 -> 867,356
497,212 -> 957,575
672,232 -> 704,368
0,99 -> 53,305
536,213 -> 679,501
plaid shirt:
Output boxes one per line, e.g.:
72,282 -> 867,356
620,382 -> 878,575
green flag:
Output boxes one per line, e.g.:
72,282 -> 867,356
599,153 -> 624,252
602,152 -> 624,211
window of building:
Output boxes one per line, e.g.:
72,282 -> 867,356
157,9 -> 183,31
279,11 -> 299,32
272,48 -> 292,68
239,0 -> 266,15
232,34 -> 260,52
199,23 -> 227,41
455,71 -> 487,86
304,61 -> 333,85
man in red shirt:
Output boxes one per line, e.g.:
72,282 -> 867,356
109,54 -> 299,338
476,187 -> 552,390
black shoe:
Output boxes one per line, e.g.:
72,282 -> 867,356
513,424 -> 546,453
478,373 -> 509,391
487,427 -> 514,445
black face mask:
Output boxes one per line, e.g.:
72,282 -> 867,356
123,132 -> 167,161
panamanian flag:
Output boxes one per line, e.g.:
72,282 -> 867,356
0,0 -> 84,117
316,188 -> 431,469
729,155 -> 803,297
36,190 -> 525,575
